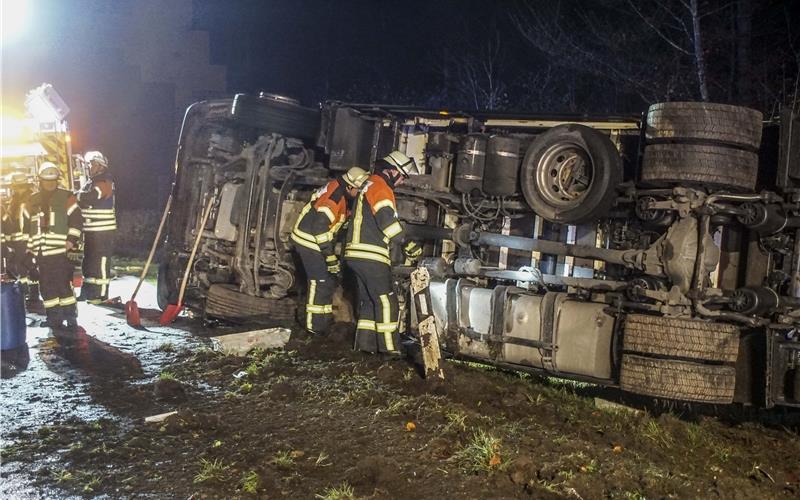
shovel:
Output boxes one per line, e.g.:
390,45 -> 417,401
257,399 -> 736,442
125,194 -> 173,327
159,195 -> 215,325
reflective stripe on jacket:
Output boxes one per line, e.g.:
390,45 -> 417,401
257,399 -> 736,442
78,174 -> 116,232
291,178 -> 347,259
25,188 -> 83,256
344,173 -> 403,266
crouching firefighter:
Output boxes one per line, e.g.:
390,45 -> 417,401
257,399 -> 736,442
24,163 -> 83,328
291,167 -> 369,334
344,151 -> 422,356
77,151 -> 117,303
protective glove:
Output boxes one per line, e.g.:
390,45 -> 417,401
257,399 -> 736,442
326,257 -> 341,275
402,241 -> 422,265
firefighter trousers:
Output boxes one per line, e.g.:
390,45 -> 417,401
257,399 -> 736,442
295,245 -> 335,334
81,231 -> 115,303
38,253 -> 77,324
346,259 -> 400,354
7,241 -> 40,302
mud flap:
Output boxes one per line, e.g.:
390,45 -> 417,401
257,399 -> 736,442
410,268 -> 444,379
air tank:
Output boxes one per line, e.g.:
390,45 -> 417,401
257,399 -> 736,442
483,135 -> 520,196
425,132 -> 453,192
454,134 -> 487,194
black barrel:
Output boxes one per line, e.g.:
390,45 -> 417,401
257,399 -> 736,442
454,134 -> 487,194
483,135 -> 520,196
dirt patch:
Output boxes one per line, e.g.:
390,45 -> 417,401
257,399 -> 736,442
3,329 -> 800,499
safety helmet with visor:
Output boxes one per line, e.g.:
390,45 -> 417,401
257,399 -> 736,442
381,151 -> 417,178
38,162 -> 61,180
342,167 -> 369,189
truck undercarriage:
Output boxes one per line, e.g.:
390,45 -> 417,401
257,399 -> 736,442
159,93 -> 800,408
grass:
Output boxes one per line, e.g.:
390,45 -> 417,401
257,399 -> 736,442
314,451 -> 332,467
443,410 -> 468,433
155,343 -> 176,353
82,475 -> 101,493
640,419 -> 675,449
451,429 -> 506,474
315,482 -> 356,500
193,458 -> 230,484
240,470 -> 260,494
55,470 -> 73,483
385,395 -> 416,415
273,450 -> 295,469
158,370 -> 177,382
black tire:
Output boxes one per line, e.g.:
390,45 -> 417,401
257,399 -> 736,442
620,354 -> 736,404
646,102 -> 763,150
623,314 -> 740,363
641,143 -> 758,191
231,93 -> 320,141
520,124 -> 622,224
156,261 -> 178,311
205,284 -> 297,322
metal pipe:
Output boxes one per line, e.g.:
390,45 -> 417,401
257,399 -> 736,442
692,214 -> 711,291
472,231 -> 640,268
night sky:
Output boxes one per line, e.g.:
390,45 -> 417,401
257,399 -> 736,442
2,0 -> 798,211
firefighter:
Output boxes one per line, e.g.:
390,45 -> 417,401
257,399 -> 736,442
24,162 -> 82,328
344,151 -> 422,356
2,173 -> 42,308
76,151 -> 117,304
291,167 -> 369,334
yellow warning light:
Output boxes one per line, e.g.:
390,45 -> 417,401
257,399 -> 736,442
438,110 -> 450,116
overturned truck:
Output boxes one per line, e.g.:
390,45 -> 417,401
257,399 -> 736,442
159,93 -> 800,408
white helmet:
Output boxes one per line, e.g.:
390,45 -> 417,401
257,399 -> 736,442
342,167 -> 369,189
84,151 -> 108,168
38,162 -> 61,180
381,151 -> 417,177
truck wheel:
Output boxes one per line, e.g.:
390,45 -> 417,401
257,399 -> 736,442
520,124 -> 622,224
623,314 -> 740,363
205,284 -> 297,322
641,143 -> 758,191
620,354 -> 736,404
157,261 -> 178,311
230,93 -> 320,141
646,102 -> 763,150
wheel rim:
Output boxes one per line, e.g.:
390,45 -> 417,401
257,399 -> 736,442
535,143 -> 594,209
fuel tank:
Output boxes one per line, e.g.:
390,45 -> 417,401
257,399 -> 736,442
454,134 -> 487,195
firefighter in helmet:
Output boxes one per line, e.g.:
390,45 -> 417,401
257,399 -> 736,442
77,151 -> 117,303
23,162 -> 82,328
292,167 -> 370,334
1,173 -> 42,308
344,151 -> 422,356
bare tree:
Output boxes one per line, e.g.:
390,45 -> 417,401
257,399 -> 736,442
511,0 -> 736,103
448,31 -> 510,110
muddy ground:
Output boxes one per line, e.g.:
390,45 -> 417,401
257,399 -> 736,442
2,279 -> 800,499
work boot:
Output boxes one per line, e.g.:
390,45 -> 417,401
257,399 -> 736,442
41,310 -> 64,329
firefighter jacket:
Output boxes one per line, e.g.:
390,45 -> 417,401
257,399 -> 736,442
25,188 -> 83,256
78,172 -> 117,232
291,178 -> 349,262
4,190 -> 31,244
344,173 -> 403,266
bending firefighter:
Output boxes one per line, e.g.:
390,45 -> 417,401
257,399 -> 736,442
291,167 -> 369,334
24,163 -> 83,329
2,173 -> 42,308
344,151 -> 422,356
77,151 -> 117,303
